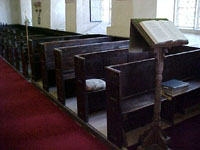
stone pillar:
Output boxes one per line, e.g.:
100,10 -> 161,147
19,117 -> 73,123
66,0 -> 77,32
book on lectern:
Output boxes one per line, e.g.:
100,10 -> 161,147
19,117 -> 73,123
139,20 -> 188,45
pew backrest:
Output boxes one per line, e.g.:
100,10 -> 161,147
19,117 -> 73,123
54,40 -> 130,73
29,35 -> 83,56
106,47 -> 200,99
75,48 -> 129,80
40,36 -> 115,69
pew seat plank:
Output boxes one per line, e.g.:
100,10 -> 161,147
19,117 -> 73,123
121,92 -> 167,114
167,78 -> 200,98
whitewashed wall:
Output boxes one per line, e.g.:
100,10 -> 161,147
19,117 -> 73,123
66,0 -> 104,33
51,0 -> 66,31
0,0 -> 175,34
107,0 -> 157,37
10,0 -> 21,24
20,0 -> 32,25
32,0 -> 51,28
0,0 -> 12,24
76,0 -> 100,33
157,0 -> 175,21
0,0 -> 21,24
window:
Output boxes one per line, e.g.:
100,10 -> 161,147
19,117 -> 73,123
102,0 -> 112,25
90,0 -> 103,22
174,0 -> 200,30
90,0 -> 112,24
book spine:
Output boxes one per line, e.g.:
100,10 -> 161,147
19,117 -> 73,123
161,90 -> 172,100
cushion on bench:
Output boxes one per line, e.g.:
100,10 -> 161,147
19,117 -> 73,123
86,79 -> 106,91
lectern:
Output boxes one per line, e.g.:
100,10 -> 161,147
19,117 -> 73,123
130,18 -> 188,150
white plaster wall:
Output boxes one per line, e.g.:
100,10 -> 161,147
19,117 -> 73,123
133,0 -> 157,18
0,0 -> 12,24
107,0 -> 134,37
76,0 -> 99,33
157,0 -> 175,21
107,0 -> 157,37
20,0 -> 32,25
66,0 -> 77,32
32,0 -> 51,28
51,0 -> 65,31
66,0 -> 105,33
0,0 -> 21,24
11,0 -> 21,24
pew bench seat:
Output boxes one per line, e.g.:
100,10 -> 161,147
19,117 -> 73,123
63,70 -> 75,79
86,78 -> 106,91
163,78 -> 200,98
161,77 -> 200,123
121,92 -> 167,115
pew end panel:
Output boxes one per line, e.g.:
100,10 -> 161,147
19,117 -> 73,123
54,48 -> 66,104
105,67 -> 126,148
40,44 -> 56,91
74,55 -> 89,121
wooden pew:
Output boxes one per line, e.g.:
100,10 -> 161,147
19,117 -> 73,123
0,26 -> 51,69
0,26 -> 12,58
7,31 -> 21,67
19,34 -> 52,77
0,25 -> 4,56
5,30 -> 46,74
1,37 -> 7,58
74,49 -> 153,122
2,28 -> 12,61
29,35 -> 105,81
105,46 -> 200,148
1,24 -> 80,77
40,36 -> 128,91
0,32 -> 8,57
74,45 -> 196,122
54,40 -> 130,104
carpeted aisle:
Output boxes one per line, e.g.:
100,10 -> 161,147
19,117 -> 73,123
0,58 -> 109,150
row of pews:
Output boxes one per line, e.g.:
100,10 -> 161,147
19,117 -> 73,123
0,23 -> 200,148
0,24 -> 79,77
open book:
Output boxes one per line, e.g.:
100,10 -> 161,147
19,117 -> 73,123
139,20 -> 188,45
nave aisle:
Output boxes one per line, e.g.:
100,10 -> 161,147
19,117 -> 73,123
0,58 -> 110,150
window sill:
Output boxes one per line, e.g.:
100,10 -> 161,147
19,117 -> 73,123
180,28 -> 200,34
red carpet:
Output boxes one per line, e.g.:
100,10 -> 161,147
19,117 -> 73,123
0,58 -> 109,150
